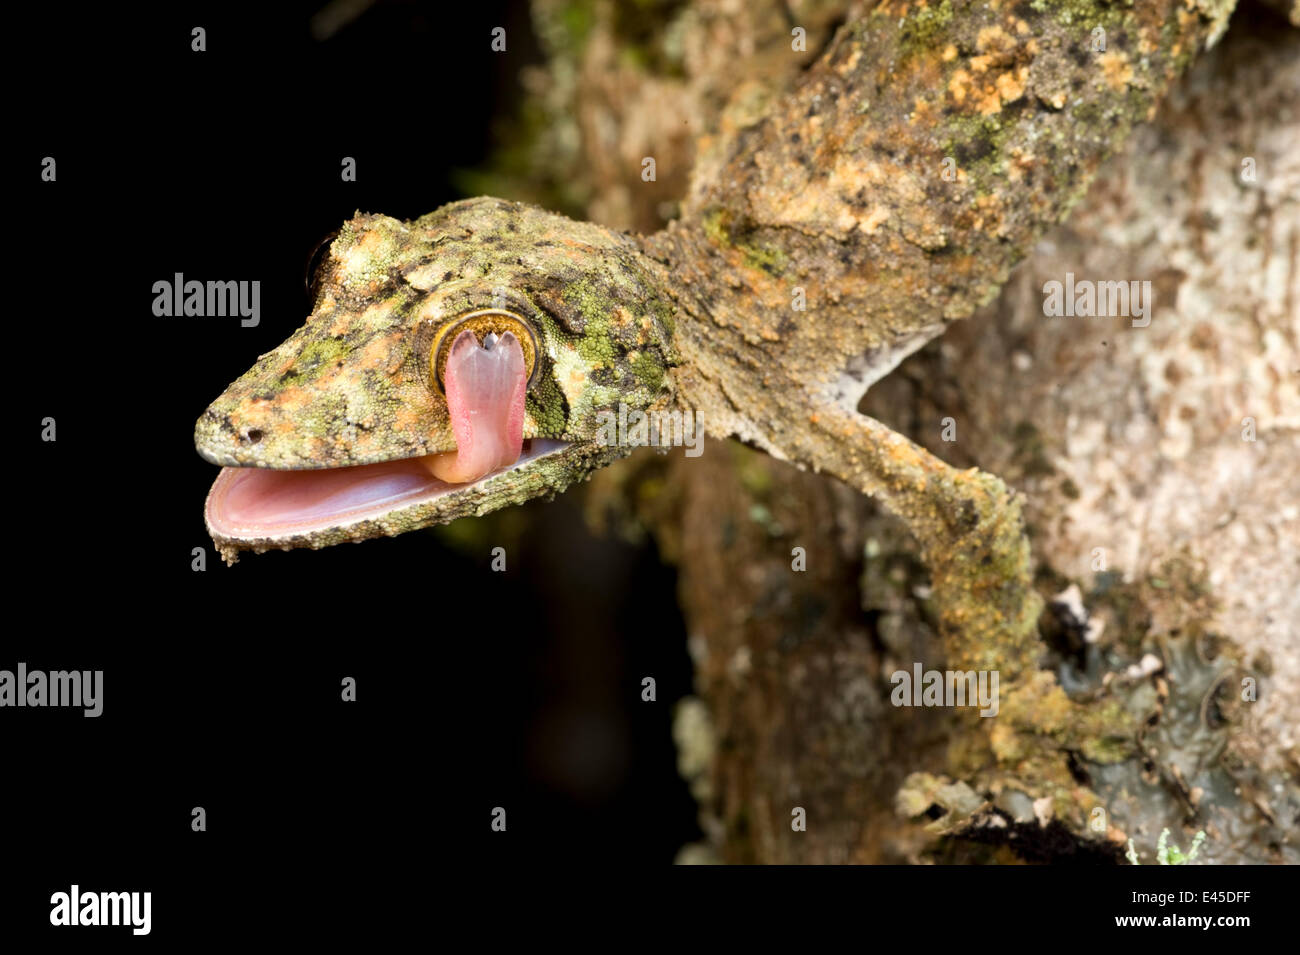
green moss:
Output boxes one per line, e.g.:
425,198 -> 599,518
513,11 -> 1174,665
940,112 -> 1018,199
702,208 -> 732,248
1029,0 -> 1120,29
561,278 -> 619,366
702,207 -> 786,274
557,0 -> 596,53
899,0 -> 955,58
739,242 -> 788,275
629,349 -> 666,391
650,297 -> 677,340
526,375 -> 568,435
287,337 -> 350,382
1074,699 -> 1137,763
1071,100 -> 1104,129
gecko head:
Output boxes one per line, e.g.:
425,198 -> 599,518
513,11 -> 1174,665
194,197 -> 679,563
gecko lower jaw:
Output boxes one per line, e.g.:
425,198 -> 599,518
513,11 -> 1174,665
204,438 -> 570,542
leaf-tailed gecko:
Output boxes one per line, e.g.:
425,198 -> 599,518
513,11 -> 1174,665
196,0 -> 1234,666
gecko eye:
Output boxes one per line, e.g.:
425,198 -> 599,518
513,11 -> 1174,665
303,229 -> 340,300
425,308 -> 539,396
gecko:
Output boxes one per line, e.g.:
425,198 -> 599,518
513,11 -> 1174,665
197,0 -> 1235,664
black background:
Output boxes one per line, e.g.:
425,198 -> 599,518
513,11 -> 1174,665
11,0 -> 702,935
7,0 -> 1293,941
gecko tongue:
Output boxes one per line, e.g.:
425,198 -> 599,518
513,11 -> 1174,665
204,329 -> 530,540
425,329 -> 527,484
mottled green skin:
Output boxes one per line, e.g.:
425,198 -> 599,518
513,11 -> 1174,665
196,197 -> 679,561
199,0 -> 1234,606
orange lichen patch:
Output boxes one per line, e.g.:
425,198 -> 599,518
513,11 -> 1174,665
965,59 -> 1030,115
1099,51 -> 1134,90
556,236 -> 598,258
860,206 -> 891,234
995,67 -> 1028,106
949,68 -> 972,105
835,208 -> 861,233
331,298 -> 393,337
609,305 -> 635,332
969,194 -> 1006,233
264,384 -> 311,419
942,44 -> 958,62
911,95 -> 939,127
392,402 -> 429,435
356,230 -> 386,254
974,85 -> 1003,116
357,335 -> 395,370
747,271 -> 792,308
976,25 -> 1017,56
758,149 -> 926,240
765,174 -> 824,226
563,364 -> 588,394
1006,149 -> 1038,184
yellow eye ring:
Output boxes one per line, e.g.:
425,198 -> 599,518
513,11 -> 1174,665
427,309 -> 539,396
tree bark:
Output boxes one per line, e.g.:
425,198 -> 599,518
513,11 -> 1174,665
504,0 -> 1298,863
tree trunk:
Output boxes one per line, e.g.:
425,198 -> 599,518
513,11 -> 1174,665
508,0 -> 1298,863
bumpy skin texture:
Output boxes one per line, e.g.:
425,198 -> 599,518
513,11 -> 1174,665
653,0 -> 1238,434
197,0 -> 1263,860
198,198 -> 678,468
641,0 -> 1239,690
196,197 -> 678,561
199,0 -> 1236,609
521,0 -> 1293,866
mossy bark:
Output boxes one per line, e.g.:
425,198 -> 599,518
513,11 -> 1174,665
499,0 -> 1298,863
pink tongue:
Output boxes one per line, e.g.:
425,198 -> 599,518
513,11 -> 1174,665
426,329 -> 527,483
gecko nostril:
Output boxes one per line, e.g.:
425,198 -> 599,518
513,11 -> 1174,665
244,429 -> 264,444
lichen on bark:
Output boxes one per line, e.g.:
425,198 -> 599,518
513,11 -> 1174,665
477,0 -> 1299,863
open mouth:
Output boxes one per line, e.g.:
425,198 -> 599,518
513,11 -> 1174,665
205,438 -> 570,540
204,327 -> 569,546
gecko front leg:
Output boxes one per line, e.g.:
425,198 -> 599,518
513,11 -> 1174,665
790,398 -> 1043,682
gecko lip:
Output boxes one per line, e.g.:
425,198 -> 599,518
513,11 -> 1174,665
204,439 -> 570,541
